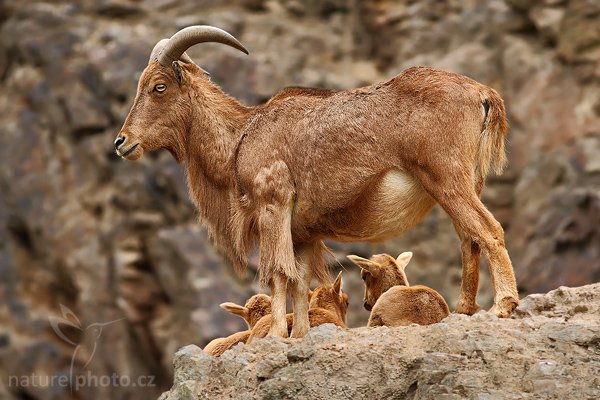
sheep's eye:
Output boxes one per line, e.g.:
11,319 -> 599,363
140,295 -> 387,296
154,84 -> 166,92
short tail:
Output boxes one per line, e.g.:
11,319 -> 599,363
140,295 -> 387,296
476,88 -> 508,181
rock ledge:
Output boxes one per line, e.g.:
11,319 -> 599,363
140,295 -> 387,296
160,283 -> 600,399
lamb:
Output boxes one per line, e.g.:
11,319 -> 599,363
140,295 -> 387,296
203,293 -> 271,357
203,331 -> 250,357
247,272 -> 348,342
219,293 -> 272,329
348,252 -> 450,327
114,25 -> 519,338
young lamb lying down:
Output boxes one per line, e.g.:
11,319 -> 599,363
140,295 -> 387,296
348,252 -> 449,327
203,294 -> 271,357
248,272 -> 349,342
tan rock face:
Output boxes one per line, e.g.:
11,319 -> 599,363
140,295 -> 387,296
162,284 -> 600,399
0,1 -> 598,399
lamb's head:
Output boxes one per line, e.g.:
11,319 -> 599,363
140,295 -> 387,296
114,25 -> 248,162
309,272 -> 349,324
347,252 -> 413,311
220,293 -> 272,329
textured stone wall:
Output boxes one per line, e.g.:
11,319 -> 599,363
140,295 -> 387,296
0,1 -> 598,399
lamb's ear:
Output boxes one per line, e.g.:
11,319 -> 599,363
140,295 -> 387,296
308,290 -> 314,300
219,302 -> 248,319
347,255 -> 379,273
396,252 -> 413,270
332,271 -> 343,295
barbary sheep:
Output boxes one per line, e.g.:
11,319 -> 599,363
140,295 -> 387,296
219,293 -> 272,329
348,252 -> 450,327
114,25 -> 519,338
203,293 -> 271,357
203,330 -> 250,357
247,272 -> 348,342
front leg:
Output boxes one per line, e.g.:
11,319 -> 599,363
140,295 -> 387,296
268,273 -> 289,337
289,245 -> 313,338
254,161 -> 297,338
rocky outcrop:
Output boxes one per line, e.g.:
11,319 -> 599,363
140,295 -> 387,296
161,284 -> 600,399
0,0 -> 599,399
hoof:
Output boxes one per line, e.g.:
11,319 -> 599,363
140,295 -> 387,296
455,302 -> 482,316
267,326 -> 289,338
290,326 -> 309,339
489,296 -> 519,318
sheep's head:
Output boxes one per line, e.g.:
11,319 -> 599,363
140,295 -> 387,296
347,252 -> 412,311
220,293 -> 271,329
309,272 -> 349,324
114,25 -> 248,162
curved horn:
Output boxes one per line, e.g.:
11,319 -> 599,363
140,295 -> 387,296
150,39 -> 195,65
149,39 -> 168,64
157,25 -> 248,66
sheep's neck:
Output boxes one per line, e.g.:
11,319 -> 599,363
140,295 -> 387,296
183,79 -> 251,266
185,80 -> 250,186
376,272 -> 409,302
311,295 -> 345,323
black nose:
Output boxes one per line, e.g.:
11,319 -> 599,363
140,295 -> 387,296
363,301 -> 372,311
114,136 -> 126,150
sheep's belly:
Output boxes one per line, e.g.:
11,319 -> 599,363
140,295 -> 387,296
336,169 -> 435,242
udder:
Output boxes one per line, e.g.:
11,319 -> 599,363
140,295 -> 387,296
332,169 -> 435,242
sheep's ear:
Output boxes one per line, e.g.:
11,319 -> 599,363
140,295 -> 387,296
332,271 -> 343,295
346,255 -> 379,273
198,66 -> 211,77
172,61 -> 184,83
308,289 -> 314,299
219,302 -> 248,319
396,252 -> 413,270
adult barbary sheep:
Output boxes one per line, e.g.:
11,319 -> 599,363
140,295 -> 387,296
203,293 -> 271,357
247,272 -> 348,342
114,25 -> 519,338
348,252 -> 449,327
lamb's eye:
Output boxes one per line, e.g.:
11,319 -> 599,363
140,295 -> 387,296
154,84 -> 166,92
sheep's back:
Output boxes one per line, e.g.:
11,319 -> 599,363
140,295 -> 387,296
203,330 -> 251,357
369,285 -> 449,327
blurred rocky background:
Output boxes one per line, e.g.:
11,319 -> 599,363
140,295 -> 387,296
0,0 -> 598,399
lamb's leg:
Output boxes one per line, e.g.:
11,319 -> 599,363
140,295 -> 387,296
367,312 -> 384,327
412,169 -> 518,318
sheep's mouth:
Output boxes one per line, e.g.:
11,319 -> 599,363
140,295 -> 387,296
119,143 -> 139,158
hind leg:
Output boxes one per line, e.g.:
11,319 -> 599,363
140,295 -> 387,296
454,177 -> 483,315
412,168 -> 518,317
455,235 -> 482,315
